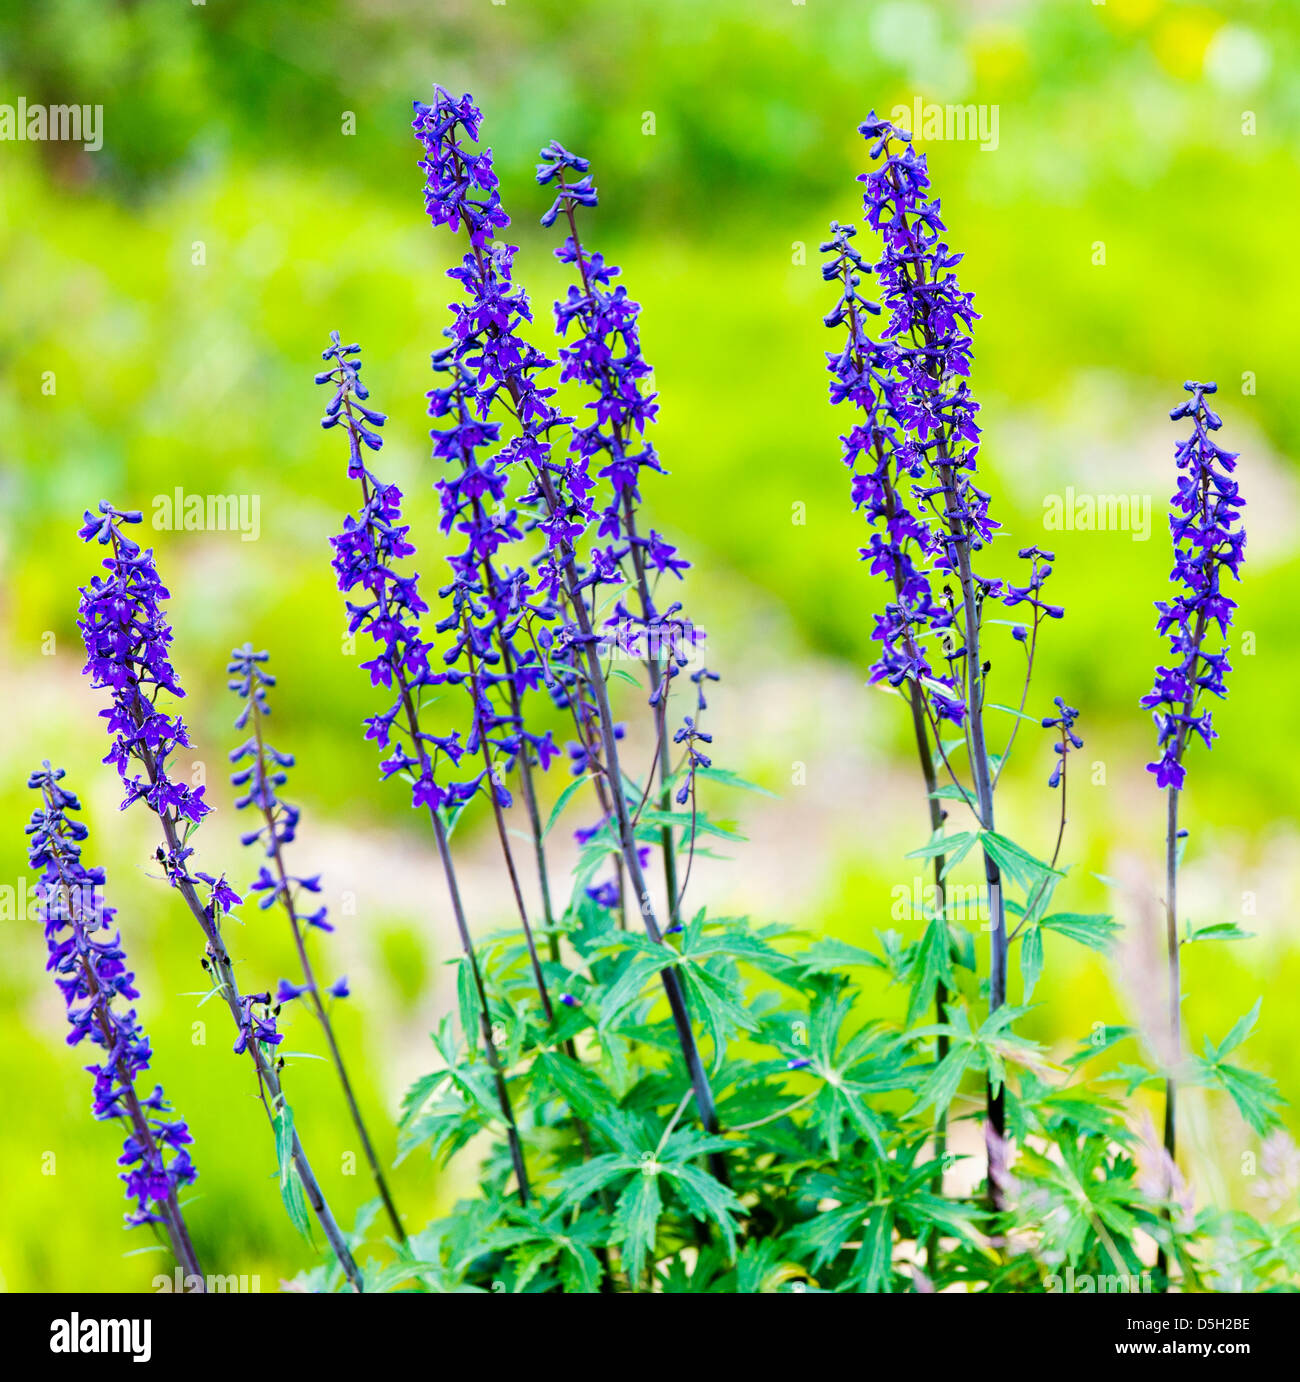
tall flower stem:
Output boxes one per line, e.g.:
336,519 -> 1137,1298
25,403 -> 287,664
879,156 -> 1008,1161
243,683 -> 407,1242
1140,381 -> 1244,1282
1154,608 -> 1204,1287
341,430 -> 531,1204
133,730 -> 364,1290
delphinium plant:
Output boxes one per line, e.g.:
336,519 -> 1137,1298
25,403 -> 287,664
1137,383 -> 1281,1286
226,644 -> 407,1243
26,89 -> 1296,1295
75,503 -> 364,1290
25,762 -> 204,1285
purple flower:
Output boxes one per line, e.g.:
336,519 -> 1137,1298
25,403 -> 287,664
76,502 -> 210,825
1141,382 -> 1245,791
25,762 -> 198,1229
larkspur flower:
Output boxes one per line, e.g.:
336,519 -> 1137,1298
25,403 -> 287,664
227,643 -> 407,1239
76,502 -> 209,825
26,763 -> 202,1270
1141,382 -> 1245,792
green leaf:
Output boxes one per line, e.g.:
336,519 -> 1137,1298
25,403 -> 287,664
456,956 -> 483,1044
1188,922 -> 1254,943
1217,998 -> 1263,1059
1040,912 -> 1120,952
981,830 -> 1059,891
850,1204 -> 895,1292
1020,924 -> 1044,1003
906,830 -> 976,863
988,702 -> 1040,724
695,766 -> 777,798
906,916 -> 956,1026
912,1045 -> 973,1119
612,1171 -> 663,1284
365,1260 -> 442,1294
795,936 -> 886,975
272,1104 -> 312,1240
544,774 -> 595,838
1208,1061 -> 1284,1137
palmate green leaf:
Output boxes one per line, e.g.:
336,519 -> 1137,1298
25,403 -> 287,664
667,1162 -> 744,1259
906,916 -> 956,1026
789,1199 -> 866,1272
793,936 -> 886,976
681,962 -> 760,1057
598,952 -> 669,1030
981,830 -> 1061,892
1197,1061 -> 1284,1137
1040,912 -> 1120,951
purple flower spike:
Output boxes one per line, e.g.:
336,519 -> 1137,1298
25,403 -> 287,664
76,503 -> 210,826
1141,382 -> 1245,791
25,763 -> 200,1242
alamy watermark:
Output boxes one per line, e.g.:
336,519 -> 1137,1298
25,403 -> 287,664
1043,487 -> 1151,541
890,98 -> 999,152
152,487 -> 261,541
1,99 -> 102,152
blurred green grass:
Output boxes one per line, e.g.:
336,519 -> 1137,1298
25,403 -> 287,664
2,0 -> 1299,1290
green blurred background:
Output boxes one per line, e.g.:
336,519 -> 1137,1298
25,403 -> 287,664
3,0 -> 1298,1291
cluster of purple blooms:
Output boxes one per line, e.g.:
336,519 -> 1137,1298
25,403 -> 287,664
321,334 -> 467,812
417,91 -> 566,809
1041,697 -> 1083,790
413,89 -> 704,915
76,503 -> 210,826
823,116 -> 1067,734
26,763 -> 196,1227
227,644 -> 348,1005
1142,382 -> 1246,791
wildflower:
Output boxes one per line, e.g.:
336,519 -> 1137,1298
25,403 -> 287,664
25,763 -> 201,1259
1141,382 -> 1245,791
